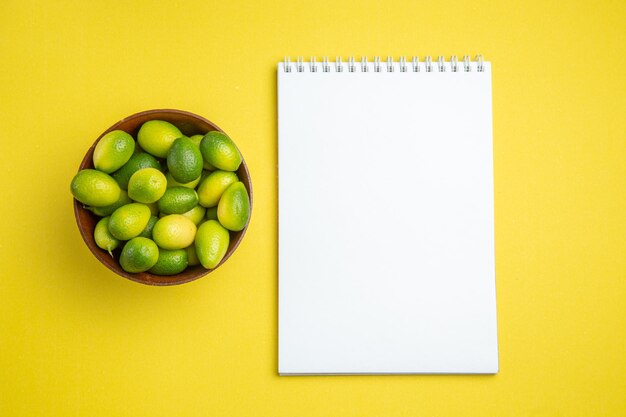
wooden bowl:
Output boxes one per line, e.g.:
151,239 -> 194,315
73,109 -> 253,286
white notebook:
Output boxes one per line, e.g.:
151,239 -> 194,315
278,56 -> 498,375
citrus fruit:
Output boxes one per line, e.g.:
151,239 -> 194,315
165,171 -> 201,189
137,120 -> 183,158
138,215 -> 159,238
195,220 -> 230,269
127,167 -> 167,203
71,169 -> 121,207
180,204 -> 206,225
199,131 -> 242,171
119,237 -> 159,273
167,136 -> 203,183
111,152 -> 161,190
87,189 -> 132,217
148,249 -> 188,275
196,170 -> 238,207
217,182 -> 250,231
93,130 -> 135,173
158,187 -> 199,214
205,206 -> 218,220
152,214 -> 197,250
189,134 -> 216,170
108,203 -> 152,240
94,217 -> 121,255
186,245 -> 200,266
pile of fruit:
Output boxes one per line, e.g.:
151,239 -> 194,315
70,120 -> 250,275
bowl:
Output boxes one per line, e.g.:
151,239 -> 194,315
73,109 -> 252,286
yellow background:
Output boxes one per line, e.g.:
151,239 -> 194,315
1,0 -> 624,415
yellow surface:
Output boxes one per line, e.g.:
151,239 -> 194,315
0,0 -> 625,415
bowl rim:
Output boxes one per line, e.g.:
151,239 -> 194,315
73,108 -> 252,286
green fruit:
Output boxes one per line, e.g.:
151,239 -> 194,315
119,237 -> 159,273
94,217 -> 120,255
195,220 -> 230,269
196,170 -> 238,207
145,202 -> 160,216
217,182 -> 250,231
127,167 -> 167,203
148,249 -> 188,275
87,189 -> 132,217
165,171 -> 201,189
108,203 -> 151,240
138,215 -> 158,238
180,204 -> 206,225
186,245 -> 200,266
137,120 -> 183,158
190,135 -> 216,170
111,152 -> 161,190
199,131 -> 242,171
158,187 -> 199,214
93,130 -> 135,173
152,214 -> 197,250
167,136 -> 203,183
71,169 -> 121,207
205,206 -> 218,220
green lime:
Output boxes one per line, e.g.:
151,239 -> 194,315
165,171 -> 201,189
186,244 -> 200,266
158,186 -> 199,214
108,203 -> 152,240
167,136 -> 203,183
180,204 -> 206,225
217,182 -> 250,231
93,130 -> 135,173
119,237 -> 159,273
195,220 -> 230,269
145,201 -> 160,216
137,120 -> 183,158
111,152 -> 161,190
152,214 -> 197,250
87,189 -> 132,217
205,206 -> 218,220
127,167 -> 167,203
94,217 -> 121,255
199,131 -> 242,172
71,169 -> 121,207
189,134 -> 215,170
196,170 -> 238,208
148,249 -> 188,275
138,215 -> 158,238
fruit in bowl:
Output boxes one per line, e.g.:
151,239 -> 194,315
71,109 -> 252,286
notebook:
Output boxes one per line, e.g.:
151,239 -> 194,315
277,56 -> 498,375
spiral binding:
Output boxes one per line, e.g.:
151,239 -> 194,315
282,55 -> 485,73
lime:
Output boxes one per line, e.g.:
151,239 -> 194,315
87,189 -> 132,217
93,130 -> 135,173
165,171 -> 201,189
195,220 -> 230,269
152,214 -> 197,250
71,169 -> 121,207
158,187 -> 199,214
180,204 -> 206,225
138,215 -> 158,238
119,237 -> 159,273
196,170 -> 238,208
205,206 -> 218,220
127,167 -> 167,203
145,201 -> 160,216
199,131 -> 242,172
186,244 -> 200,266
111,152 -> 161,190
189,134 -> 215,170
217,182 -> 250,231
108,203 -> 152,240
137,120 -> 183,158
148,249 -> 188,275
94,217 -> 121,255
167,137 -> 203,183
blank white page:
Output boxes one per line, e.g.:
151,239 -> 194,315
278,59 -> 498,374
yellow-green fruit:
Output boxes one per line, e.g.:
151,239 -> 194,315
149,249 -> 188,275
87,189 -> 132,217
94,217 -> 120,255
93,130 -> 135,173
138,215 -> 158,238
199,131 -> 242,171
119,237 -> 159,273
205,206 -> 218,220
186,245 -> 200,266
190,134 -> 216,170
167,136 -> 203,183
196,170 -> 238,207
108,203 -> 151,240
195,220 -> 230,269
137,120 -> 182,158
70,169 -> 121,207
111,152 -> 161,190
145,202 -> 160,216
127,167 -> 167,203
180,205 -> 206,225
165,171 -> 201,189
217,182 -> 250,231
158,187 -> 199,214
152,214 -> 197,250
